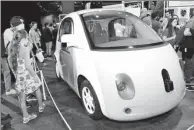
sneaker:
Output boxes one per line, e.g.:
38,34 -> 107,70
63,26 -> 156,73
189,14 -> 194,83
47,57 -> 53,60
23,114 -> 37,124
186,86 -> 194,91
26,102 -> 32,108
186,80 -> 194,86
26,95 -> 37,102
39,103 -> 46,113
1,113 -> 10,120
43,63 -> 48,66
6,89 -> 17,96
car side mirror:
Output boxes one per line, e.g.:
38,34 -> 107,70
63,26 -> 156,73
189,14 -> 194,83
61,34 -> 78,48
61,34 -> 74,44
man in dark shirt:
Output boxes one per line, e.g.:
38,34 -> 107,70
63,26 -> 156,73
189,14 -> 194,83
140,8 -> 152,27
43,23 -> 53,57
151,12 -> 162,35
52,24 -> 58,51
183,11 -> 194,91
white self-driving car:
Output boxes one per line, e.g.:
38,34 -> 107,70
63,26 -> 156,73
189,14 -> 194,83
54,9 -> 186,121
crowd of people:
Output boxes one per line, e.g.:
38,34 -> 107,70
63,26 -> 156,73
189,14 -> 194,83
1,16 -> 57,128
140,8 -> 194,91
1,8 -> 194,128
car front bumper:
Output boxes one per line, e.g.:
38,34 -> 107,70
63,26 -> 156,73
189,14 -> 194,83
103,89 -> 185,121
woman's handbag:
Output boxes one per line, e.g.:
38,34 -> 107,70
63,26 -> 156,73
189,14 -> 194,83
36,49 -> 44,63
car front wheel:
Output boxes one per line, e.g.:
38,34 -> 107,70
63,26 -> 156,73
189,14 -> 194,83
80,80 -> 103,120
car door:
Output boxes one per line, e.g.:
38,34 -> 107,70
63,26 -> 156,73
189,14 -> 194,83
58,18 -> 75,88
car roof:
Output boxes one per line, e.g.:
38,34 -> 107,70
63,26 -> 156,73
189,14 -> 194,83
62,8 -> 134,21
68,8 -> 122,15
76,8 -> 123,15
60,9 -> 125,22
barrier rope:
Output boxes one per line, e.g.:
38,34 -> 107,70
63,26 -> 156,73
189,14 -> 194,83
32,52 -> 72,130
187,124 -> 194,130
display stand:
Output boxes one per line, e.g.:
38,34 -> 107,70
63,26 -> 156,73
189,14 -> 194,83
31,51 -> 46,100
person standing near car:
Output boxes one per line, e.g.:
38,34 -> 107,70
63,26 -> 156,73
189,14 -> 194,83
1,34 -> 14,129
4,16 -> 33,107
43,23 -> 53,58
140,8 -> 152,27
151,11 -> 162,35
162,18 -> 178,46
3,16 -> 27,96
29,21 -> 47,67
183,10 -> 194,91
162,10 -> 172,31
1,35 -> 14,96
52,22 -> 58,51
29,21 -> 41,54
9,29 -> 46,123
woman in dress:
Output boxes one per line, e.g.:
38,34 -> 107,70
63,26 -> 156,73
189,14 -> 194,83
9,29 -> 45,123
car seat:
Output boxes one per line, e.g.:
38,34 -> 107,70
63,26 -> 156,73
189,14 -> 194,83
93,23 -> 109,45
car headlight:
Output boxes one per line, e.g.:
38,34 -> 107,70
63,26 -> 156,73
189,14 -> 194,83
116,81 -> 126,91
115,73 -> 135,100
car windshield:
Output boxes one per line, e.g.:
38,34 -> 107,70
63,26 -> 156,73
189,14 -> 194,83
81,10 -> 163,49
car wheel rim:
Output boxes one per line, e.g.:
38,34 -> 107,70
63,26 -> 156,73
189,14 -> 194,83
82,87 -> 95,114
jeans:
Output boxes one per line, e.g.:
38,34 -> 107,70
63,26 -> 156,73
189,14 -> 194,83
1,57 -> 11,92
184,49 -> 194,82
46,41 -> 53,56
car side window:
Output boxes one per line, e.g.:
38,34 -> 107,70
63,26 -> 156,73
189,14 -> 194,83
58,18 -> 74,42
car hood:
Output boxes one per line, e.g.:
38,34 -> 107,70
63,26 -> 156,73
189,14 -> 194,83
91,44 -> 180,74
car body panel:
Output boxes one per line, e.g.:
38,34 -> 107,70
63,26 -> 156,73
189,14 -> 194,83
55,9 -> 186,121
54,12 -> 107,115
90,44 -> 185,120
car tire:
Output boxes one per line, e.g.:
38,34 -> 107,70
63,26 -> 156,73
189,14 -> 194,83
80,80 -> 103,120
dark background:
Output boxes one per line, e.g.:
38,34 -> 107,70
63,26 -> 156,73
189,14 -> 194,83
1,1 -> 124,34
1,1 -> 41,34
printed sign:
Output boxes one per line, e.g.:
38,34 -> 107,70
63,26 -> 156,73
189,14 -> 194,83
125,7 -> 141,17
102,4 -> 123,9
177,7 -> 190,19
168,1 -> 194,7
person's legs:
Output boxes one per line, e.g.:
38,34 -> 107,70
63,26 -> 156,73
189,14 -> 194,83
1,58 -> 11,91
1,58 -> 15,95
1,113 -> 10,120
19,92 -> 29,118
45,42 -> 48,56
184,49 -> 194,83
35,88 -> 45,112
52,39 -> 56,51
35,88 -> 43,106
32,44 -> 37,55
181,48 -> 186,61
41,40 -> 47,57
26,94 -> 37,102
19,92 -> 37,123
48,41 -> 53,56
